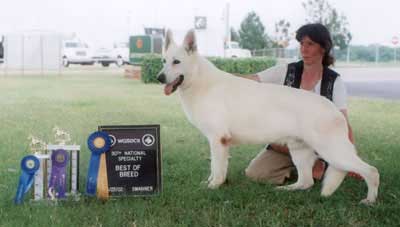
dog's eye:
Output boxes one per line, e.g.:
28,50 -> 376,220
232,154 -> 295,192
173,59 -> 181,65
162,59 -> 166,64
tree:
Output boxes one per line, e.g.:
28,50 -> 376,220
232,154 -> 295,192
238,11 -> 270,50
272,19 -> 291,48
302,0 -> 352,50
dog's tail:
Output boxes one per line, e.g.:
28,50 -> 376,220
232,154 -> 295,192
321,166 -> 347,197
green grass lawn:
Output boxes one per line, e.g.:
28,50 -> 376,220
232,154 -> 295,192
0,73 -> 399,227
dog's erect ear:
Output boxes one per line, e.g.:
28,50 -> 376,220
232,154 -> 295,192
165,29 -> 174,51
183,29 -> 197,54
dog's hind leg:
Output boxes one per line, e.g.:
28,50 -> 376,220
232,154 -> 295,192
276,141 -> 317,191
321,166 -> 346,197
207,136 -> 230,189
317,140 -> 379,204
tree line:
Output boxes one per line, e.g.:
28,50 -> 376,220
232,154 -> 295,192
234,0 -> 352,51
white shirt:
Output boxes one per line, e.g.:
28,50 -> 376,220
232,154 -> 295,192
257,64 -> 348,110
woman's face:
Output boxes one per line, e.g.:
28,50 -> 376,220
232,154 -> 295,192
300,36 -> 325,65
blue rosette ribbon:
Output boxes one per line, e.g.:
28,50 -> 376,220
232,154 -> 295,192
86,131 -> 111,196
14,155 -> 40,204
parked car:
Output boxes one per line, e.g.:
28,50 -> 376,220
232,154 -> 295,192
92,47 -> 116,67
224,41 -> 252,58
92,43 -> 130,67
112,42 -> 129,66
62,40 -> 94,67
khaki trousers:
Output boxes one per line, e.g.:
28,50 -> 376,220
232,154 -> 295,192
245,146 -> 295,185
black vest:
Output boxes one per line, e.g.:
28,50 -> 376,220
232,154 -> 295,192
284,61 -> 339,101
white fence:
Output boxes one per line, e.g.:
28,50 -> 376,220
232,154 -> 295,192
1,32 -> 63,75
251,48 -> 300,60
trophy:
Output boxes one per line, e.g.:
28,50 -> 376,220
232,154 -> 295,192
17,128 -> 81,203
28,135 -> 49,201
47,126 -> 80,198
28,135 -> 47,155
53,126 -> 71,145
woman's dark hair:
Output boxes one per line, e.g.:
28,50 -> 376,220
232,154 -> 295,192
296,23 -> 335,66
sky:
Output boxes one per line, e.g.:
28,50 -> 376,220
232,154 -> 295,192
1,0 -> 399,48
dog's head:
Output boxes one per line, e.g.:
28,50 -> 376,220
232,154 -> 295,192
157,29 -> 198,95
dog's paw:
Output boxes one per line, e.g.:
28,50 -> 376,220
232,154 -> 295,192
276,183 -> 301,191
360,198 -> 376,206
276,182 -> 313,191
200,180 -> 209,188
208,179 -> 224,189
276,185 -> 292,191
207,174 -> 214,183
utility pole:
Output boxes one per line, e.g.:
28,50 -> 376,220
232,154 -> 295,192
346,45 -> 350,63
223,1 -> 231,58
392,36 -> 399,64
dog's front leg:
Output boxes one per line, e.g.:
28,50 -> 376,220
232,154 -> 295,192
207,137 -> 230,189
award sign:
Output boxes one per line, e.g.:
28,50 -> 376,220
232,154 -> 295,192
99,125 -> 161,196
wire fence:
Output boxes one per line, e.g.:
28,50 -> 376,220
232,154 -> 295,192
0,33 -> 64,76
2,40 -> 400,76
251,45 -> 400,65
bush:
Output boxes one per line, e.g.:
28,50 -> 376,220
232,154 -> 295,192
141,54 -> 164,84
141,55 -> 277,84
209,57 -> 277,74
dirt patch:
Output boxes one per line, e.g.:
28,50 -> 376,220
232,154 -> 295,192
124,65 -> 141,80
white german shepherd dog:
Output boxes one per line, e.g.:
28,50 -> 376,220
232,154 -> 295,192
157,29 -> 379,204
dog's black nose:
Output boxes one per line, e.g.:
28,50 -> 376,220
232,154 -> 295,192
157,73 -> 166,84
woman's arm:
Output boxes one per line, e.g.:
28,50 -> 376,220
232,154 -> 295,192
238,65 -> 287,84
240,74 -> 260,82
